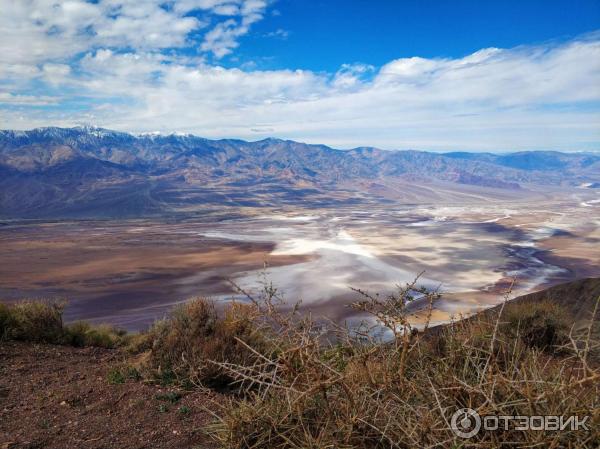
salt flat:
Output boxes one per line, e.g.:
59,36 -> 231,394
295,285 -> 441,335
1,189 -> 597,330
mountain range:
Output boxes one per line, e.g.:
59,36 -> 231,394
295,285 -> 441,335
1,126 -> 599,218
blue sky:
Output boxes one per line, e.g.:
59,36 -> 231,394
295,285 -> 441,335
235,0 -> 600,71
0,0 -> 599,151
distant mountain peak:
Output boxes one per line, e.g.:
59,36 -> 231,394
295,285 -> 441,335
0,126 -> 598,219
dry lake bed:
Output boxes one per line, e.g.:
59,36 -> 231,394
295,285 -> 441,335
1,190 -> 599,330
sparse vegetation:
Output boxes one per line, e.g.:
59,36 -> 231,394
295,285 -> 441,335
2,280 -> 599,448
499,298 -> 572,352
144,297 -> 269,390
125,365 -> 143,381
107,367 -> 126,385
65,321 -> 127,348
0,300 -> 128,348
0,300 -> 65,343
201,279 -> 600,449
155,391 -> 182,404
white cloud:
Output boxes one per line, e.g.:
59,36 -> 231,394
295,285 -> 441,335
0,92 -> 60,106
0,1 -> 598,151
333,63 -> 375,90
58,36 -> 600,149
42,64 -> 72,85
265,28 -> 289,39
200,0 -> 267,57
0,0 -> 267,67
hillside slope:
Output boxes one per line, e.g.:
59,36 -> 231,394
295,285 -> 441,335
503,277 -> 600,324
1,278 -> 598,448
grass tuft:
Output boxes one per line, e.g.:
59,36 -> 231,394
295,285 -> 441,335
0,299 -> 128,348
107,368 -> 126,385
0,300 -> 64,343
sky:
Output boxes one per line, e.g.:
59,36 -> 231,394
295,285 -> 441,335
0,0 -> 599,151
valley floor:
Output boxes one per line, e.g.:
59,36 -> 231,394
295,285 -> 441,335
1,189 -> 599,331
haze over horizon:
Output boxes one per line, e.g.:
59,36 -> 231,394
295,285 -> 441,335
1,0 -> 599,151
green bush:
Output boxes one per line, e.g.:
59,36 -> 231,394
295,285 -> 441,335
178,405 -> 191,416
107,368 -> 126,385
155,391 -> 182,404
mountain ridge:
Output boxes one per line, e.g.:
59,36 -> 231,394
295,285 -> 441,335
3,126 -> 600,160
1,127 -> 599,218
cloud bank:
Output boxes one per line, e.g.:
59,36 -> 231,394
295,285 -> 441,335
0,0 -> 599,151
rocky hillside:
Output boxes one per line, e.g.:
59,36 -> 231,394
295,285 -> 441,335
1,278 -> 598,448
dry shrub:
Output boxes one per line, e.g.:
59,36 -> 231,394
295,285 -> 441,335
500,299 -> 572,351
0,302 -> 14,339
0,299 -> 128,348
146,297 -> 268,389
207,279 -> 600,449
0,300 -> 65,343
64,321 -> 127,348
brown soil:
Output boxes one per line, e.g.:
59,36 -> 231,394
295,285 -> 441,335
0,342 -> 219,449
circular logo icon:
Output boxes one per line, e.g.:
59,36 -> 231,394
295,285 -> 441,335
451,408 -> 481,438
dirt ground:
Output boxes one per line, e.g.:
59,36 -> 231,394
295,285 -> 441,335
0,342 -> 219,449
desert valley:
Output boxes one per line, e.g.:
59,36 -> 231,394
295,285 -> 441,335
1,127 -> 599,330
3,2 -> 600,447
